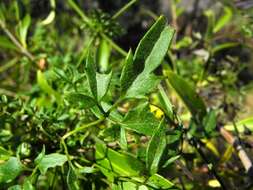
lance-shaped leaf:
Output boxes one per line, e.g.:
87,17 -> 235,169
18,14 -> 31,48
95,142 -> 145,180
120,50 -> 134,94
142,26 -> 175,74
85,52 -> 97,99
146,119 -> 167,174
120,16 -> 175,94
120,102 -> 160,136
166,71 -> 206,121
203,110 -> 216,134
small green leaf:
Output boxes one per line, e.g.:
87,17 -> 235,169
158,85 -> 174,120
212,42 -> 238,54
146,119 -> 167,174
35,153 -> 67,174
0,157 -> 23,183
162,155 -> 180,168
65,93 -> 96,109
213,7 -> 232,33
18,14 -> 31,48
120,49 -> 134,94
121,102 -> 160,135
85,52 -> 97,99
96,71 -> 112,101
37,70 -> 61,104
125,74 -> 162,99
203,110 -> 216,134
0,146 -> 12,160
166,71 -> 206,121
147,174 -> 176,189
95,141 -> 145,179
41,11 -> 55,25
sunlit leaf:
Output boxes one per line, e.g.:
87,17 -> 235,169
146,119 -> 166,174
120,102 -> 160,135
0,157 -> 23,183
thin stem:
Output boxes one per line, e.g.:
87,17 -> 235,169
0,20 -> 34,61
112,0 -> 138,20
0,58 -> 18,73
61,117 -> 104,140
67,0 -> 92,27
101,33 -> 127,56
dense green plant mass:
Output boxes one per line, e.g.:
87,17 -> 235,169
0,0 -> 253,190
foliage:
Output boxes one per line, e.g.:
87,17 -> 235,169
0,0 -> 253,189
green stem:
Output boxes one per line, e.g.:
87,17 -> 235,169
0,20 -> 34,61
67,0 -> 92,27
112,0 -> 138,19
61,117 -> 105,140
0,58 -> 18,73
101,33 -> 127,56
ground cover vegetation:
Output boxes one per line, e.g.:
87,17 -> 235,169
0,0 -> 253,189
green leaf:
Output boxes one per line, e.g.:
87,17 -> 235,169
0,157 -> 23,183
122,16 -> 174,93
120,102 -> 160,135
35,153 -> 67,174
158,85 -> 174,120
23,178 -> 35,190
225,116 -> 253,132
133,16 -> 167,72
142,26 -> 175,74
18,14 -> 31,48
213,7 -> 232,33
125,74 -> 162,99
67,165 -> 79,190
37,70 -> 61,104
85,52 -> 97,99
147,174 -> 176,189
203,110 -> 216,134
65,93 -> 96,109
96,71 -> 112,101
95,141 -> 145,179
120,49 -> 134,94
162,155 -> 180,168
0,146 -> 12,160
0,36 -> 17,50
146,119 -> 167,174
212,42 -> 239,54
8,185 -> 22,190
41,11 -> 55,25
166,71 -> 206,121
